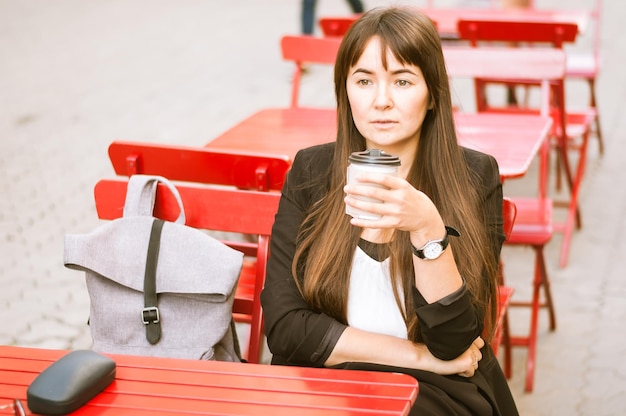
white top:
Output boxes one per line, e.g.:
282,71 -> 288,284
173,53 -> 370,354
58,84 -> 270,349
346,247 -> 408,339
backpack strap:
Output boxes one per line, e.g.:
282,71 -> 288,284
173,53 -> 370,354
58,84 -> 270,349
142,219 -> 164,344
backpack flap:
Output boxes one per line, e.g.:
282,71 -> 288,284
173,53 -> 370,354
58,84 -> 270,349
64,217 -> 243,299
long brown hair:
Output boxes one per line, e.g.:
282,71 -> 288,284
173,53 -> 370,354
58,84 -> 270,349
292,7 -> 499,341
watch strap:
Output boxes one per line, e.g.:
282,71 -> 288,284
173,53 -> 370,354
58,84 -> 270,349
411,226 -> 460,259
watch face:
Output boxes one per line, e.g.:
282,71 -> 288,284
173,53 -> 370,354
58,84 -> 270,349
423,242 -> 443,259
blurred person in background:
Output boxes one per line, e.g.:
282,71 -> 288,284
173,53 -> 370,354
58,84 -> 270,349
301,0 -> 364,35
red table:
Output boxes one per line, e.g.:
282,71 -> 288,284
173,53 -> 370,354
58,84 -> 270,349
207,108 -> 551,181
0,345 -> 418,416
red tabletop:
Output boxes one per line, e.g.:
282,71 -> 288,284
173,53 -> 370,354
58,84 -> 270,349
206,108 -> 551,181
0,345 -> 418,415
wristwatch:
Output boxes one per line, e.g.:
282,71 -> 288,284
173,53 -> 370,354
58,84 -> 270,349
411,226 -> 460,260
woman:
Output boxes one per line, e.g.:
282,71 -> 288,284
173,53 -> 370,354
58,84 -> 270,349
260,7 -> 518,415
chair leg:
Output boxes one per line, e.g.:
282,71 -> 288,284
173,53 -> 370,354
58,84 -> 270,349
525,246 -> 544,392
588,78 -> 605,155
557,128 -> 590,268
537,248 -> 557,332
553,141 -> 564,192
496,260 -> 513,378
502,311 -> 513,379
474,79 -> 488,111
526,256 -> 542,393
506,85 -> 519,106
509,245 -> 556,392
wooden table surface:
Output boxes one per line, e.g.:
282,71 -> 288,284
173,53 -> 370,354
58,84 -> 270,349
0,345 -> 418,415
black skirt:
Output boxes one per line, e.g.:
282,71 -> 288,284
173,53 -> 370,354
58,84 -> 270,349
329,347 -> 518,416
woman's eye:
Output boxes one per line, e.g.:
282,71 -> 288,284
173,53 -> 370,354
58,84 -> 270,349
396,79 -> 411,87
357,79 -> 371,86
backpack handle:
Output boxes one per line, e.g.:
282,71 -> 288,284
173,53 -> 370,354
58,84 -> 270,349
123,175 -> 186,224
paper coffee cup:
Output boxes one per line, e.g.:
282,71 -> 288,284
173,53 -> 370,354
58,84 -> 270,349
346,149 -> 400,220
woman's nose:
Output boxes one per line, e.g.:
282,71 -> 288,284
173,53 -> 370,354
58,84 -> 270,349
374,85 -> 392,109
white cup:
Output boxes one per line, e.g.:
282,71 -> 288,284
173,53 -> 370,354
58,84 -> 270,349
346,149 -> 400,220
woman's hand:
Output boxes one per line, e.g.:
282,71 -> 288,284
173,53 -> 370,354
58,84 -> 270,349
414,336 -> 485,378
437,336 -> 484,378
344,172 -> 442,235
456,337 -> 485,378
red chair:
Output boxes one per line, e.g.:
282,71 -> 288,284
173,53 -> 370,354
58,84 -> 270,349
94,179 -> 281,364
106,141 -> 290,363
506,105 -> 556,392
280,35 -> 342,108
457,19 -> 595,268
108,140 -> 290,192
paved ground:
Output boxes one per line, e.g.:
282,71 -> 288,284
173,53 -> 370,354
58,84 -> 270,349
1,0 -> 625,414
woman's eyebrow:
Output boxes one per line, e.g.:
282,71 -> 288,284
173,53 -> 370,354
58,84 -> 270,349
390,68 -> 418,76
350,67 -> 418,76
351,67 -> 373,76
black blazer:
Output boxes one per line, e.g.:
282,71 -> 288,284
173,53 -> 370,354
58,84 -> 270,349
260,142 -> 518,416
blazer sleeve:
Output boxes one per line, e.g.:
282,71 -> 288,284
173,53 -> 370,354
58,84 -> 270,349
260,144 -> 347,367
412,148 -> 504,360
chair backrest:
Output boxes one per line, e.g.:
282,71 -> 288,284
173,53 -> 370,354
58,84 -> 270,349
503,197 -> 517,241
94,178 -> 281,363
280,35 -> 343,108
457,19 -> 579,48
443,46 -> 566,113
318,16 -> 357,37
318,15 -> 440,38
108,140 -> 290,192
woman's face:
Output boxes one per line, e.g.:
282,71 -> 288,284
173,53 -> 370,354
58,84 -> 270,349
347,36 -> 431,157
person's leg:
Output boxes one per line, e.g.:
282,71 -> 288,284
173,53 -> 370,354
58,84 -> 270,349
346,0 -> 364,13
500,0 -> 532,7
302,0 -> 317,35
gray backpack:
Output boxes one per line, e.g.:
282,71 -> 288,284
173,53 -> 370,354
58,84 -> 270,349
64,175 -> 243,361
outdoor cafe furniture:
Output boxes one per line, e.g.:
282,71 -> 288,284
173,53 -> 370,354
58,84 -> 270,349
456,18 -> 596,268
318,6 -> 589,39
206,45 -> 555,182
107,141 -> 290,193
0,345 -> 418,415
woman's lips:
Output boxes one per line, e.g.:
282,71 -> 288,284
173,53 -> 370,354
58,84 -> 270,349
371,120 -> 397,129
